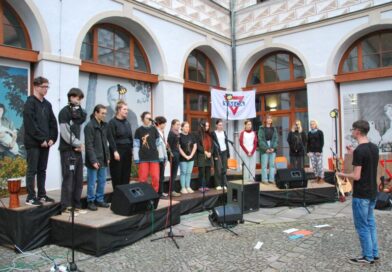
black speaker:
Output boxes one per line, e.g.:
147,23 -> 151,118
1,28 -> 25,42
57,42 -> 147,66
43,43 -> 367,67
376,192 -> 392,210
276,168 -> 308,189
111,183 -> 160,216
209,204 -> 241,225
228,181 -> 259,213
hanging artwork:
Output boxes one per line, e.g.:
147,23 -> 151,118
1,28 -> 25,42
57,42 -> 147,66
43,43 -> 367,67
0,64 -> 29,159
342,89 -> 392,153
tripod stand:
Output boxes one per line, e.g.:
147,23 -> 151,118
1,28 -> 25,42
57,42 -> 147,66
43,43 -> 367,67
282,171 -> 310,214
227,140 -> 260,224
151,126 -> 183,249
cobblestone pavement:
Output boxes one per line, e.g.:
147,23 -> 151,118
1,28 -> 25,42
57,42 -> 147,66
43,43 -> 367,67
1,198 -> 392,271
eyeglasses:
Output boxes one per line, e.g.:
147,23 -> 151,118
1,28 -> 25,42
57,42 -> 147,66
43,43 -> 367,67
39,85 -> 50,89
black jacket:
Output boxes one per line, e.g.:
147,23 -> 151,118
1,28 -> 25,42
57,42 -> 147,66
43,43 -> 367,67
23,95 -> 58,149
58,104 -> 87,152
84,118 -> 110,168
307,130 -> 324,153
195,131 -> 213,167
287,131 -> 307,156
211,131 -> 230,158
107,117 -> 133,154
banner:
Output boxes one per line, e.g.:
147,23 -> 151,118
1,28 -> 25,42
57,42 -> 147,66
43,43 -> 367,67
211,89 -> 256,120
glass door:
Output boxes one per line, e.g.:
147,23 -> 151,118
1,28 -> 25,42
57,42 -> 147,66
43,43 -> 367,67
270,115 -> 290,159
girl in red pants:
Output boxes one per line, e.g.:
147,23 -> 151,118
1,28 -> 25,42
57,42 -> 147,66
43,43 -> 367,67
133,111 -> 164,192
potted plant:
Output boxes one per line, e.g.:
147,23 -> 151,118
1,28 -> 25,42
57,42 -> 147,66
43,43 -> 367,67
0,156 -> 27,208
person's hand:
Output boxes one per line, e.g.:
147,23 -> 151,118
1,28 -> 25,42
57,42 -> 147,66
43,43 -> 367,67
114,151 -> 120,161
346,145 -> 354,155
337,172 -> 345,178
93,162 -> 100,169
307,152 -> 311,157
41,141 -> 48,148
79,144 -> 85,152
48,140 -> 54,147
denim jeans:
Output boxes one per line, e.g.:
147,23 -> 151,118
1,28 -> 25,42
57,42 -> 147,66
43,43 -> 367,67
261,152 -> 276,182
87,167 -> 107,203
352,198 -> 379,261
180,160 -> 194,189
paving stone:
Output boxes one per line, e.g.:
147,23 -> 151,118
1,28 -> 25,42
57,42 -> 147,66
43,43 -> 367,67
2,198 -> 392,271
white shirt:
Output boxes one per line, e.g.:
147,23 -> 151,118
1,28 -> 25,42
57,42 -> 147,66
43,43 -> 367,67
243,131 -> 255,153
215,130 -> 226,152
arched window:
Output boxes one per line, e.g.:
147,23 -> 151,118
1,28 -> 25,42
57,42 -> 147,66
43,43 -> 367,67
183,49 -> 220,131
0,2 -> 36,62
247,52 -> 305,87
337,31 -> 392,82
245,51 -> 307,160
184,49 -> 219,89
0,1 -> 29,48
80,24 -> 157,83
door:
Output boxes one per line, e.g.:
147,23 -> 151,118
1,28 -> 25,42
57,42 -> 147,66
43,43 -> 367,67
184,90 -> 211,132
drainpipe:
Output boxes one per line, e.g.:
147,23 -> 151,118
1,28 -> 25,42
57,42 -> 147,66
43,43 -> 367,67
230,0 -> 239,164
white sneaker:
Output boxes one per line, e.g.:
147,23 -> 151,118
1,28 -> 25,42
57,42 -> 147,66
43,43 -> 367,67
187,188 -> 194,193
223,186 -> 227,191
216,186 -> 222,190
181,188 -> 188,194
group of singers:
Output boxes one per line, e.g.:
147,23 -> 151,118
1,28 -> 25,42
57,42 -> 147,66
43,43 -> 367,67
22,77 -> 325,213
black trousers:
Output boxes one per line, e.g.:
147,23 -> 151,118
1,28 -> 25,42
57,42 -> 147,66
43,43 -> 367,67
170,152 -> 181,192
60,151 -> 83,209
109,144 -> 132,190
26,147 -> 50,199
213,150 -> 228,187
198,166 -> 211,188
290,155 -> 304,169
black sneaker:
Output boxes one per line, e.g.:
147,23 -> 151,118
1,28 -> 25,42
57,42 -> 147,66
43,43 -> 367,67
25,198 -> 43,206
87,202 -> 98,211
349,257 -> 374,264
374,256 -> 380,262
95,201 -> 110,208
40,195 -> 55,203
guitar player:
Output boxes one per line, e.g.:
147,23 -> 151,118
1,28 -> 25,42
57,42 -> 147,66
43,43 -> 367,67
337,120 -> 379,265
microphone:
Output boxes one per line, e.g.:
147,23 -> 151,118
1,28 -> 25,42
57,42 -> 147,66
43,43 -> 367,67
148,118 -> 157,125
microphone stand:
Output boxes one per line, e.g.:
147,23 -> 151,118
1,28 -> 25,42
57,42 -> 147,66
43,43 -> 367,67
67,111 -> 80,272
226,139 -> 260,224
207,137 -> 238,236
151,122 -> 183,249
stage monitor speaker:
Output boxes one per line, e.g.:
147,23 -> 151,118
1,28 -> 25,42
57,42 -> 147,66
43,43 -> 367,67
276,168 -> 308,189
209,204 -> 241,225
111,183 -> 159,216
227,180 -> 259,213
